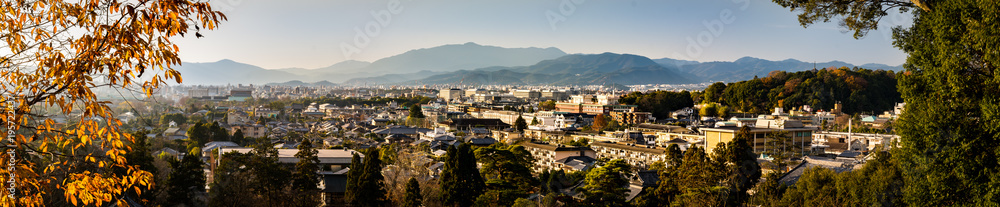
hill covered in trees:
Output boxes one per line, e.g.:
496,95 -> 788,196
707,67 -> 902,114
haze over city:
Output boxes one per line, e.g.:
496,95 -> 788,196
174,0 -> 911,69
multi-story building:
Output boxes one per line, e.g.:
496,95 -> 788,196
439,88 -> 464,102
699,116 -> 816,155
512,90 -> 541,100
520,142 -> 597,173
589,141 -> 666,169
609,111 -> 652,124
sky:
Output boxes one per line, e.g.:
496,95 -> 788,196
173,0 -> 913,69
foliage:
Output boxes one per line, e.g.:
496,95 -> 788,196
720,68 -> 901,114
712,126 -> 762,205
165,151 -> 206,207
475,144 -> 537,193
403,178 -> 422,207
591,114 -> 608,132
530,117 -> 539,125
347,149 -> 388,207
619,90 -> 695,119
539,100 -> 557,111
888,0 -> 1000,205
703,82 -> 727,103
514,115 -> 528,132
441,144 -> 486,207
579,159 -> 631,206
291,139 -> 320,207
771,0 -> 918,38
161,113 -> 189,127
565,138 -> 590,147
764,131 -> 797,173
408,104 -> 425,119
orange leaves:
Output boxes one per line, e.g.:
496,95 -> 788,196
1,0 -> 224,206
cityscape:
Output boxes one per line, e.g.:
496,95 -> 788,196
1,0 -> 996,207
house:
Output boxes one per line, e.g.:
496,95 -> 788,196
385,134 -> 415,144
553,156 -> 597,172
202,141 -> 240,155
162,127 -> 187,141
371,118 -> 390,126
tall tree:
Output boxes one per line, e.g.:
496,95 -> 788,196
770,1 -> 999,205
292,139 -> 321,207
713,126 -> 762,205
514,115 -> 528,132
403,178 -> 423,207
408,104 -> 426,118
580,159 -> 631,206
360,149 -> 389,207
166,148 -> 207,207
441,144 -> 486,207
591,114 -> 608,131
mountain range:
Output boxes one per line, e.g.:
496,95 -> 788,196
170,42 -> 903,86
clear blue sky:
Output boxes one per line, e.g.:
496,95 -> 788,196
174,0 -> 912,69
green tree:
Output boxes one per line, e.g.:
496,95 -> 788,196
441,144 -> 486,207
531,117 -> 539,125
700,103 -> 720,117
580,159 -> 631,206
764,130 -> 796,173
474,143 -> 537,206
514,115 -> 528,132
161,113 -> 188,127
673,146 -> 725,206
347,149 -> 389,207
120,130 -> 159,205
703,82 -> 727,103
408,104 -> 426,118
403,178 -> 423,207
166,149 -> 207,207
713,126 -> 762,205
539,100 -> 557,111
232,129 -> 247,145
291,139 -> 321,206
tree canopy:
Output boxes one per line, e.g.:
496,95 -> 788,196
0,0 -> 225,205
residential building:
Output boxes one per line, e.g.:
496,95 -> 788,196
589,141 -> 666,169
520,142 -> 597,173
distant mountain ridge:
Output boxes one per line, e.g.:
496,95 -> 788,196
173,43 -> 902,86
407,53 -> 696,86
172,42 -> 566,85
675,56 -> 903,82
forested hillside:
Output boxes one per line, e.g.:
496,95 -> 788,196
710,67 -> 901,114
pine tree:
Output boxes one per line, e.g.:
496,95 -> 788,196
345,152 -> 364,204
441,144 -> 486,207
580,159 -> 631,206
166,149 -> 207,207
292,139 -> 321,206
530,117 -> 539,125
348,149 -> 388,207
713,126 -> 762,205
514,115 -> 528,132
403,178 -> 423,207
408,104 -> 425,118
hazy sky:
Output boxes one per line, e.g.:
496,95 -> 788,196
173,0 -> 913,69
